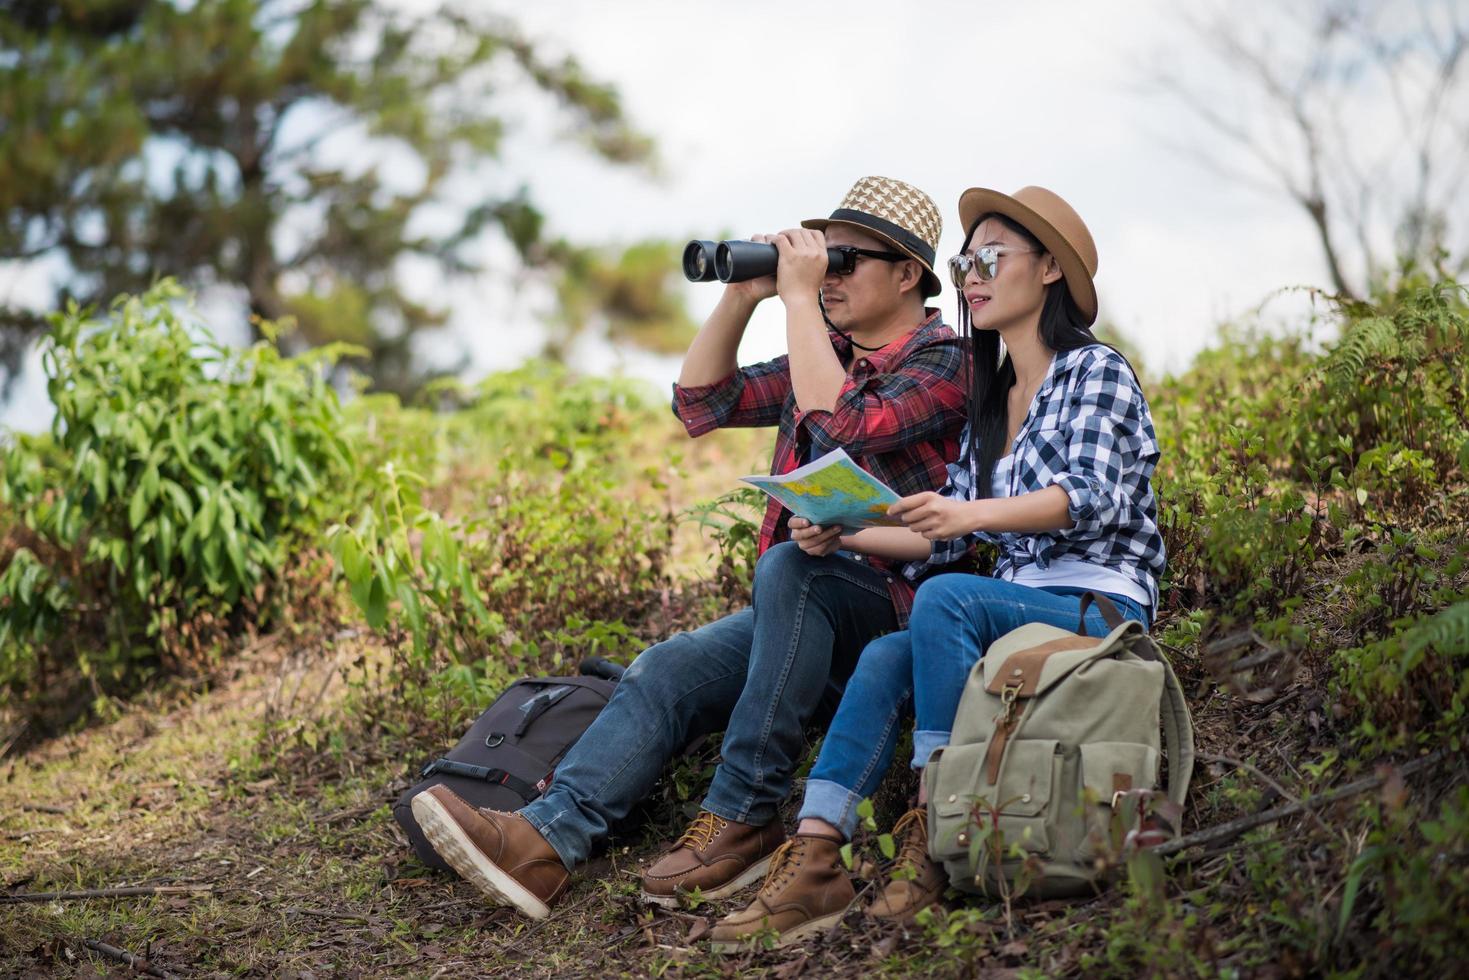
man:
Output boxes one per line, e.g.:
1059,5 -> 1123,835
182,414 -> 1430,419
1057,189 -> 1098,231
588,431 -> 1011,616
411,176 -> 967,919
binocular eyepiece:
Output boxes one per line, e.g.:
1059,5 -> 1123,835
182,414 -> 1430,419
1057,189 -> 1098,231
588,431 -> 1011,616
682,239 -> 857,284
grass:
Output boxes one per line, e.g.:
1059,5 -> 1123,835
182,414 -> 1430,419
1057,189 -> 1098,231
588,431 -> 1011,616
5,547 -> 1462,978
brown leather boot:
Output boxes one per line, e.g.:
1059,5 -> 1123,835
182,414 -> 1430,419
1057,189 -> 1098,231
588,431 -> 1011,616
410,785 -> 569,919
866,807 -> 947,923
709,833 -> 855,951
641,810 -> 786,907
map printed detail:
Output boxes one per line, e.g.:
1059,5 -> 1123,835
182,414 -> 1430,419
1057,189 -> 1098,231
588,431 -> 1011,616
742,448 -> 904,530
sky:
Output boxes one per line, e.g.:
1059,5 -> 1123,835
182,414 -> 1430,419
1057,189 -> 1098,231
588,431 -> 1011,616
0,0 -> 1401,431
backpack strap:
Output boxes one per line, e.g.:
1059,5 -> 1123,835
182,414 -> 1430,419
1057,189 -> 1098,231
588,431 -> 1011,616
418,758 -> 543,803
1158,656 -> 1194,807
1076,591 -> 1126,634
1077,590 -> 1194,807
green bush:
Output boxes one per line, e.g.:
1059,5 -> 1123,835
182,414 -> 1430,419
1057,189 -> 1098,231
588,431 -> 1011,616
0,281 -> 357,702
1154,282 -> 1468,619
328,363 -> 682,714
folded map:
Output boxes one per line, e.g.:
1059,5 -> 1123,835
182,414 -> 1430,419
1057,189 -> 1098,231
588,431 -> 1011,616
741,448 -> 904,530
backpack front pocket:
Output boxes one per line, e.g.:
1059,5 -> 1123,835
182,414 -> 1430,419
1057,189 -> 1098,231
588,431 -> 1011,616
1075,740 -> 1160,861
928,738 -> 1062,863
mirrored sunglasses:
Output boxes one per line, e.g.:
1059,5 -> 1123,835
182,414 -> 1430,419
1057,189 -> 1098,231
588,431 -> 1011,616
946,245 -> 1035,288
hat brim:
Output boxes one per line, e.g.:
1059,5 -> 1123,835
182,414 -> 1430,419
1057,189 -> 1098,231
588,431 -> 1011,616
957,188 -> 1098,324
801,217 -> 942,298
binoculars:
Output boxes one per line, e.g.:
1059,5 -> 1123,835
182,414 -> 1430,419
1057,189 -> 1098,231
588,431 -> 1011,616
682,239 -> 856,284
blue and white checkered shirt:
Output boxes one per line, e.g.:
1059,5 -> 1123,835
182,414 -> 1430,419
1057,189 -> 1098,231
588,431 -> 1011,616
904,344 -> 1166,611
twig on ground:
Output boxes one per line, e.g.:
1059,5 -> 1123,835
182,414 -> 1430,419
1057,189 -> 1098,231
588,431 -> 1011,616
21,803 -> 69,814
0,883 -> 214,904
322,802 -> 380,826
287,906 -> 373,925
0,721 -> 30,760
1200,752 -> 1338,841
822,881 -> 874,945
81,939 -> 177,979
496,918 -> 556,957
1158,749 -> 1449,857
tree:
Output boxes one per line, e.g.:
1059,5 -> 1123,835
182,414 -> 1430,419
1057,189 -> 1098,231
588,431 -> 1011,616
1151,0 -> 1469,299
0,0 -> 687,395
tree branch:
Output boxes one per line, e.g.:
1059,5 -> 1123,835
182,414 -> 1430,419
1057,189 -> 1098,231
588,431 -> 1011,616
1156,748 -> 1450,857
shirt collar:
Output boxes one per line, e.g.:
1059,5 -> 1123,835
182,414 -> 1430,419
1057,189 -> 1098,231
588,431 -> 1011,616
1034,343 -> 1097,396
830,307 -> 945,373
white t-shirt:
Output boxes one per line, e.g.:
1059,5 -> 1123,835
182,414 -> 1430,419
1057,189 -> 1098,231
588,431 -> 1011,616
990,453 -> 1152,610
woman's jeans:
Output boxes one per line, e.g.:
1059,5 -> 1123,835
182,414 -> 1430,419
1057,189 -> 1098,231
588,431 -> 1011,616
797,574 -> 1149,838
519,542 -> 899,868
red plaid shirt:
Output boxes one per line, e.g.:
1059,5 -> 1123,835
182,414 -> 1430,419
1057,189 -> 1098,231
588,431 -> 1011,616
671,308 -> 966,625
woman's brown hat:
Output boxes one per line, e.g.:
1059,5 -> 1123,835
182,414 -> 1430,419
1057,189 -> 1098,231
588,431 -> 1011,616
802,176 -> 944,297
957,185 -> 1099,324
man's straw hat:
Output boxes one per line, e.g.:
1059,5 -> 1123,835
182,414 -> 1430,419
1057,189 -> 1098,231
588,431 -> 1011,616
802,176 -> 943,297
957,185 -> 1099,324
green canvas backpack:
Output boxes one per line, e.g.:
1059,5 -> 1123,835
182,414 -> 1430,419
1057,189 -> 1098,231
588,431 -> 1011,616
923,593 -> 1194,898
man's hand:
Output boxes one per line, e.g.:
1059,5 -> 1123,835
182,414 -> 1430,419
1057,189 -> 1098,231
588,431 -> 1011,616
772,228 -> 829,307
888,492 -> 984,541
725,233 -> 779,304
788,516 -> 844,556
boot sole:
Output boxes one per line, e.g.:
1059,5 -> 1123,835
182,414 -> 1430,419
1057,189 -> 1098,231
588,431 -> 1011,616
640,851 -> 777,908
708,909 -> 846,952
411,791 -> 551,920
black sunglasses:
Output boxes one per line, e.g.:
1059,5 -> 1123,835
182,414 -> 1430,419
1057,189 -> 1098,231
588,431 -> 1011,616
830,244 -> 909,276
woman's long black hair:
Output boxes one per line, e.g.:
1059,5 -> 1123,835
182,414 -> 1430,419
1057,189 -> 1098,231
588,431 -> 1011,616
959,213 -> 1100,498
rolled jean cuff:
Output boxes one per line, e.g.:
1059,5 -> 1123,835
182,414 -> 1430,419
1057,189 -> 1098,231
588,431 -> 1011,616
796,778 -> 864,840
517,801 -> 578,871
911,730 -> 949,770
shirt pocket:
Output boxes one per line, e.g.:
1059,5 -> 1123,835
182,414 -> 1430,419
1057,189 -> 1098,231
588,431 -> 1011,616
1017,424 -> 1071,488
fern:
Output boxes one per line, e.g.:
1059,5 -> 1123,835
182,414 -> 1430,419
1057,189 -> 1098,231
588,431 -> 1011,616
1394,600 -> 1469,670
1320,315 -> 1399,386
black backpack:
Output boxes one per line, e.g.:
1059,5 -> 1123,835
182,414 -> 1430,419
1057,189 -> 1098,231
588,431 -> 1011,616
394,657 -> 624,871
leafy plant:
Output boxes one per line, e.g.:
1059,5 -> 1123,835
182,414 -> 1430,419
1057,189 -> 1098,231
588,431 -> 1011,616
0,280 -> 357,707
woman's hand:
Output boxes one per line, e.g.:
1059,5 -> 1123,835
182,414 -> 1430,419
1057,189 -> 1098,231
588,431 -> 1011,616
888,492 -> 984,541
788,516 -> 845,556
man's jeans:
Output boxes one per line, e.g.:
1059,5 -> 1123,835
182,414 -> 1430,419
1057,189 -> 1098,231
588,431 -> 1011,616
798,575 -> 1149,838
519,542 -> 898,869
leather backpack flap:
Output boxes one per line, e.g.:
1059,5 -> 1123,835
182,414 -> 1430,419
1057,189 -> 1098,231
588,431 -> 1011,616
981,618 -> 1149,697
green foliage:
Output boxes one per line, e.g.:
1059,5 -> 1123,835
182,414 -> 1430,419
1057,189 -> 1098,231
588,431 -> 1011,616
1346,785 -> 1469,967
1154,281 -> 1468,622
328,363 -> 680,715
682,487 -> 763,601
1334,596 -> 1469,747
0,280 -> 356,698
0,0 -> 679,393
1136,279 -> 1469,971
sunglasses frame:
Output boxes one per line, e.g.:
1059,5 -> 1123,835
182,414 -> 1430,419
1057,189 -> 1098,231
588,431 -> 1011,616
830,244 -> 910,276
947,245 -> 1036,288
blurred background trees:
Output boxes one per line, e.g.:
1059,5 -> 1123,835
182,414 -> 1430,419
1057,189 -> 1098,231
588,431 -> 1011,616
0,0 -> 693,397
1153,0 -> 1468,300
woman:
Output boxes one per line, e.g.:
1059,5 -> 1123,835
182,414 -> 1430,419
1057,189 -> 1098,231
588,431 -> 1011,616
709,186 -> 1165,950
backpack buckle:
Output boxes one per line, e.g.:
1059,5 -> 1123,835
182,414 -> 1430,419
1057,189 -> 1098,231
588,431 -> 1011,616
999,682 -> 1022,724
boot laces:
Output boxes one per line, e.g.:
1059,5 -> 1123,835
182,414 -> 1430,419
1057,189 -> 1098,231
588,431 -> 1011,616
674,810 -> 726,851
757,838 -> 801,895
889,807 -> 929,871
